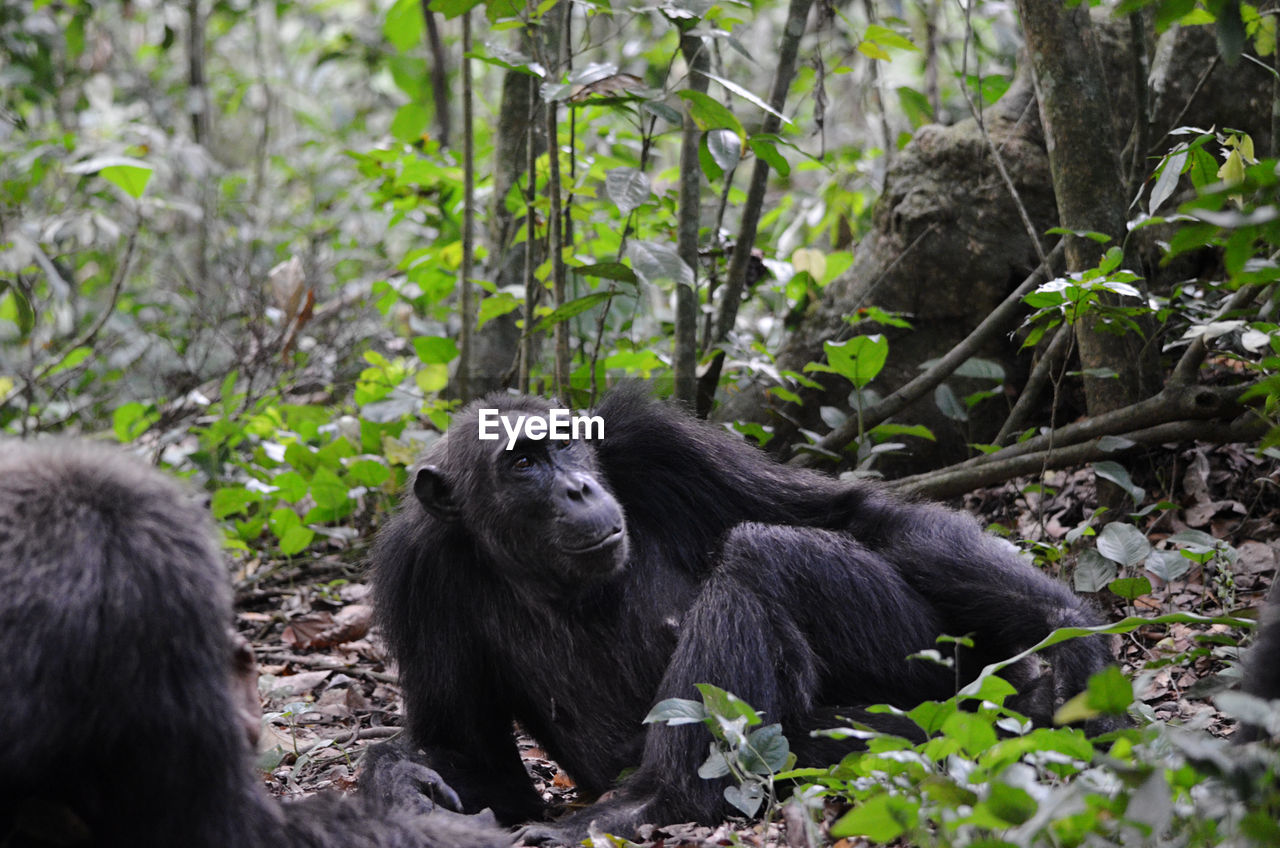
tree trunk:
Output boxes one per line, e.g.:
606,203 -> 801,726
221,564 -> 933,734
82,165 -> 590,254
1016,0 -> 1155,417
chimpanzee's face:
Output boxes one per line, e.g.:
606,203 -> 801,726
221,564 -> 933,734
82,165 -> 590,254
412,399 -> 628,586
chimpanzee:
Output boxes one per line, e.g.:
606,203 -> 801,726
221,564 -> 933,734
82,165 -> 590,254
0,440 -> 506,848
1239,588 -> 1280,742
363,387 -> 1117,843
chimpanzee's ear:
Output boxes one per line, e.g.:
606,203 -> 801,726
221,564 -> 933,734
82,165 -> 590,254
414,465 -> 460,521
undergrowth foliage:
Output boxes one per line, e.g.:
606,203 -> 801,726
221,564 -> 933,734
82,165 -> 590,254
651,617 -> 1280,848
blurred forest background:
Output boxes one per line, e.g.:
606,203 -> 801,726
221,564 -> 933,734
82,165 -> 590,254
5,0 -> 1280,844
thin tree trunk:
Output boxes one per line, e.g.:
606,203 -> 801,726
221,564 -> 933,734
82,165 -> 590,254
188,0 -> 211,285
674,34 -> 710,407
419,1 -> 452,147
696,0 -> 813,411
546,98 -> 569,401
520,79 -> 537,394
457,10 -> 474,401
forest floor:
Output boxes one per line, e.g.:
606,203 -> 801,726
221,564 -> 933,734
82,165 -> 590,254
242,441 -> 1280,847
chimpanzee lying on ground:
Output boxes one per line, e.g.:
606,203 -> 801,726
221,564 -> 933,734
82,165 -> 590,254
363,387 -> 1117,843
0,440 -> 505,848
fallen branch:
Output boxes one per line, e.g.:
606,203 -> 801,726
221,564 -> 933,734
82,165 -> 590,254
891,414 -> 1266,499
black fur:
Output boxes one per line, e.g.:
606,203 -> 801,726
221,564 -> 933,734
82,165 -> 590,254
1239,589 -> 1280,742
365,388 -> 1115,842
0,440 -> 506,848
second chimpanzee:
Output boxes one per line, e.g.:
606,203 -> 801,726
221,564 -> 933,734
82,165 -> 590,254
363,388 -> 1117,843
0,440 -> 505,848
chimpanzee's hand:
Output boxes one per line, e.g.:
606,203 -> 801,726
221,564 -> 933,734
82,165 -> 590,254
360,739 -> 463,816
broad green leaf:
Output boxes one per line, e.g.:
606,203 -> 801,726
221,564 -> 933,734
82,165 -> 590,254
413,336 -> 460,364
865,23 -> 918,51
627,240 -> 694,289
1074,549 -> 1118,593
429,0 -> 484,19
984,782 -> 1037,825
272,471 -> 310,503
697,69 -> 793,123
573,262 -> 637,284
112,401 -> 158,442
934,383 -> 967,422
605,167 -> 651,215
1149,146 -> 1188,214
310,466 -> 349,510
676,90 -> 744,142
211,486 -> 262,520
723,781 -> 763,817
1094,460 -> 1145,504
531,292 -> 612,332
705,129 -> 741,173
390,103 -> 429,143
644,697 -> 707,725
100,163 -> 153,198
1109,575 -> 1153,601
385,0 -> 425,50
1097,522 -> 1152,567
476,291 -> 522,329
831,793 -> 918,841
821,335 -> 888,389
747,135 -> 790,176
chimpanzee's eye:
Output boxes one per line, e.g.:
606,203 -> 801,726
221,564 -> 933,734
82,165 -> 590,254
512,455 -> 534,471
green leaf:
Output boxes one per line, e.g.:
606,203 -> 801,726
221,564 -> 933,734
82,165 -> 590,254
822,335 -> 888,389
941,710 -> 997,755
100,163 -> 153,198
677,90 -> 744,142
1074,549 -> 1118,593
644,697 -> 708,725
412,336 -> 460,364
934,383 -> 967,422
627,241 -> 694,289
390,103 -> 429,143
112,401 -> 159,442
269,508 -> 315,556
1096,522 -> 1152,567
428,0 -> 484,19
1094,460 -> 1145,504
695,683 -> 762,725
697,70 -> 793,124
1,283 -> 34,338
747,135 -> 790,176
1108,575 -> 1153,601
1084,664 -> 1134,714
573,262 -> 637,284
723,781 -> 764,817
385,0 -> 425,50
605,167 -> 651,215
310,466 -> 349,511
831,793 -> 918,841
984,782 -> 1037,825
864,23 -> 918,51
743,723 -> 790,773
477,291 -> 522,329
705,129 -> 741,173
347,458 -> 391,488
531,292 -> 612,332
211,486 -> 262,520
272,471 -> 310,503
